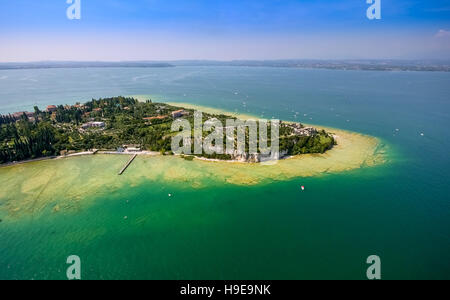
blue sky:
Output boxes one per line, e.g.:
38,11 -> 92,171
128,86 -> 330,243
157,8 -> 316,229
0,0 -> 449,61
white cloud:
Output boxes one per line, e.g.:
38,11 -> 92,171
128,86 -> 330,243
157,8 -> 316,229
435,29 -> 450,38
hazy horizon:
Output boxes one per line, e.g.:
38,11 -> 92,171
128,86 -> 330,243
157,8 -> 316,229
2,58 -> 450,64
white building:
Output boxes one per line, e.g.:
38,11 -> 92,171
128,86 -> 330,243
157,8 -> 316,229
81,121 -> 105,129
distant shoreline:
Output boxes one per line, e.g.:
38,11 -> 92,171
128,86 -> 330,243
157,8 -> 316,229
0,62 -> 174,70
1,60 -> 449,72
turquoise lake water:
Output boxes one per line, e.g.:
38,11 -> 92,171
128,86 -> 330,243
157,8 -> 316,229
0,67 -> 449,279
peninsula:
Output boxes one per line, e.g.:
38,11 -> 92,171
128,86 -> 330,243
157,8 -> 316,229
0,97 -> 335,165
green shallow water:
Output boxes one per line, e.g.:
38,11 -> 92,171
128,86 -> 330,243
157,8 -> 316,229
0,157 -> 447,280
0,66 -> 449,279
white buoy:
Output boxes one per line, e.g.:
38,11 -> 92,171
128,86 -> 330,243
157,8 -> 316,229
301,186 -> 305,191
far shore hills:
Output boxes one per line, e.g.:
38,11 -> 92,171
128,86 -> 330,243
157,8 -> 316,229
0,59 -> 449,72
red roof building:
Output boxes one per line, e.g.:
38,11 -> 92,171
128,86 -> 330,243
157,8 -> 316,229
46,105 -> 57,112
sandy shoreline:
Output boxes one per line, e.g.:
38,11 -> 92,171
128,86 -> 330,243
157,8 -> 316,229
0,150 -> 161,169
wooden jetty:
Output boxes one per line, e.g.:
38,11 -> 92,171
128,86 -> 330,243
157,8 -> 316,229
118,154 -> 137,175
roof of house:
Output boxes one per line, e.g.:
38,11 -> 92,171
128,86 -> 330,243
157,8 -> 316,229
12,111 -> 26,117
143,115 -> 168,120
